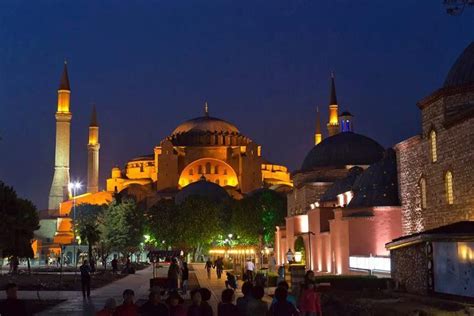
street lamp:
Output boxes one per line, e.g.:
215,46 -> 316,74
68,181 -> 82,266
286,249 -> 294,264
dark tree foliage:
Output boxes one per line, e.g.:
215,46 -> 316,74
75,203 -> 104,262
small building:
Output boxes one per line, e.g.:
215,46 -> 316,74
386,221 -> 474,298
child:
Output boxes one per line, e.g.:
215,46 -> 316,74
298,281 -> 322,316
225,272 -> 237,290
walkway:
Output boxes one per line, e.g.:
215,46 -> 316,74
35,265 -> 156,315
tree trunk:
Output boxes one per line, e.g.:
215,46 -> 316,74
88,242 -> 92,263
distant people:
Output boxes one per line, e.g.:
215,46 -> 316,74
205,259 -> 213,279
247,285 -> 267,316
244,258 -> 255,282
217,289 -> 239,316
181,262 -> 189,295
166,291 -> 185,316
236,281 -> 254,316
267,287 -> 298,316
114,289 -> 139,316
298,281 -> 322,316
96,297 -> 117,316
214,257 -> 224,279
139,287 -> 169,316
80,260 -> 91,299
199,288 -> 214,316
225,272 -> 237,290
0,283 -> 29,316
168,258 -> 181,291
112,255 -> 118,274
277,266 -> 285,285
271,281 -> 297,308
187,289 -> 202,316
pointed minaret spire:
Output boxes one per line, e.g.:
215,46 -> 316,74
90,104 -> 98,127
204,101 -> 209,117
314,106 -> 323,145
327,71 -> 340,137
58,60 -> 70,91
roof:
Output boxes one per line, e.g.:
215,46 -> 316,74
386,221 -> 474,250
348,148 -> 400,208
172,115 -> 240,135
444,42 -> 474,88
175,176 -> 230,204
339,111 -> 353,117
301,132 -> 385,171
129,154 -> 154,162
58,62 -> 70,91
320,167 -> 363,202
90,105 -> 98,127
329,74 -> 338,105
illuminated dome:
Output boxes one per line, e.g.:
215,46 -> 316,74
175,176 -> 230,204
172,116 -> 240,135
444,42 -> 474,88
301,132 -> 384,171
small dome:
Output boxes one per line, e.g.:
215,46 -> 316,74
348,148 -> 400,208
172,116 -> 240,135
301,132 -> 385,171
175,176 -> 230,204
444,42 -> 474,88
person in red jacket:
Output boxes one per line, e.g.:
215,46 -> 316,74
114,289 -> 139,316
298,281 -> 322,316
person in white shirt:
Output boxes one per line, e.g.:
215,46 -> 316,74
245,259 -> 255,282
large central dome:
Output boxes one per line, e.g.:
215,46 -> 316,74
172,116 -> 240,135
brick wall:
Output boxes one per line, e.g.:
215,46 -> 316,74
391,242 -> 428,295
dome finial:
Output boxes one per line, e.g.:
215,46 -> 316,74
204,101 -> 209,117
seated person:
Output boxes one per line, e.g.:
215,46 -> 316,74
225,272 -> 237,290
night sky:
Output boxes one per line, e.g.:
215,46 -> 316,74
0,1 -> 473,210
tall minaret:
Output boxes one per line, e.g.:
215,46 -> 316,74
48,62 -> 72,210
326,72 -> 339,137
314,106 -> 323,145
87,105 -> 100,193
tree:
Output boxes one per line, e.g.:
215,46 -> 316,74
75,203 -> 104,263
102,198 -> 145,257
0,182 -> 40,273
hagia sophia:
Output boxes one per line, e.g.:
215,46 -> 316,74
35,41 -> 474,290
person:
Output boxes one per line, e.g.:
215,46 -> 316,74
0,283 -> 29,316
114,289 -> 139,316
270,281 -> 297,308
217,288 -> 239,316
244,258 -> 255,282
205,259 -> 213,279
267,287 -> 299,316
199,288 -> 213,316
247,285 -> 267,316
298,281 -> 322,316
112,255 -> 118,274
96,297 -> 117,316
90,258 -> 96,273
166,291 -> 186,316
168,258 -> 181,291
268,254 -> 277,273
80,260 -> 91,298
187,289 -> 202,316
225,272 -> 237,290
277,266 -> 285,285
214,257 -> 224,279
139,287 -> 169,316
236,281 -> 253,316
181,262 -> 189,295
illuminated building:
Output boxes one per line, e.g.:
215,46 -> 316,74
106,102 -> 292,199
275,75 -> 402,275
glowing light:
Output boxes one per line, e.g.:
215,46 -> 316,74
294,251 -> 303,263
457,243 -> 474,262
349,256 -> 391,272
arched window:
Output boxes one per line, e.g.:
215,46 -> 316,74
430,130 -> 437,163
214,165 -> 219,174
445,171 -> 454,205
188,168 -> 194,176
205,162 -> 211,174
419,177 -> 427,209
198,165 -> 203,174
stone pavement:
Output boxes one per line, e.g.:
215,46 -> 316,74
35,265 -> 157,315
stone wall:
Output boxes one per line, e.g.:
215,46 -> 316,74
391,242 -> 428,295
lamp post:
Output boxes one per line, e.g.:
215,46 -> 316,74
286,249 -> 294,264
68,181 -> 81,266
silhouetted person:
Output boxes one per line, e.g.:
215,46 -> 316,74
236,281 -> 254,316
199,288 -> 213,316
0,283 -> 29,316
225,272 -> 237,290
187,289 -> 202,316
168,258 -> 181,291
247,285 -> 267,316
80,260 -> 91,298
139,288 -> 169,316
112,255 -> 118,274
205,259 -> 213,279
167,291 -> 186,316
115,289 -> 139,316
267,287 -> 298,316
218,288 -> 239,316
181,262 -> 189,295
96,297 -> 116,316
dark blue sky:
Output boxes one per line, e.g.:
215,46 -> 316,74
0,1 -> 473,209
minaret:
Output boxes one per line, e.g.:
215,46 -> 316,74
48,61 -> 72,210
327,72 -> 340,137
204,101 -> 209,117
314,106 -> 323,145
87,105 -> 100,193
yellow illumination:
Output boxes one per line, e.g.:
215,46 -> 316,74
329,105 -> 339,125
457,243 -> 474,262
314,133 -> 322,145
430,130 -> 437,163
179,158 -> 238,189
445,171 -> 454,205
57,90 -> 70,113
